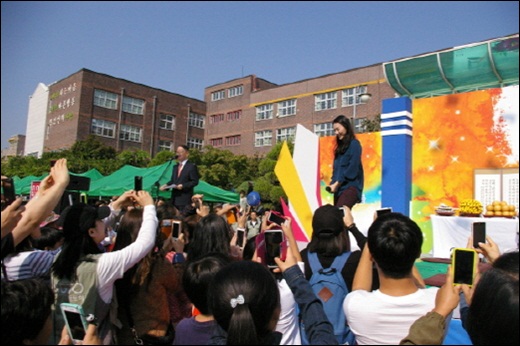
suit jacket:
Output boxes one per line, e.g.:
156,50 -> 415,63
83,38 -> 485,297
165,160 -> 199,207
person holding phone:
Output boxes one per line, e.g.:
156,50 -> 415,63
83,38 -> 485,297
50,190 -> 157,344
327,115 -> 364,209
160,145 -> 200,216
400,251 -> 518,345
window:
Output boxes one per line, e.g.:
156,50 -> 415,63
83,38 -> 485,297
188,137 -> 203,149
227,110 -> 241,121
119,124 -> 142,142
210,113 -> 225,124
314,92 -> 337,111
341,85 -> 368,107
353,117 -> 366,134
91,119 -> 116,138
158,140 -> 172,152
159,114 -> 175,130
256,104 -> 273,121
93,89 -> 118,109
189,112 -> 205,128
277,99 -> 297,117
210,138 -> 223,147
228,85 -> 243,98
255,130 -> 272,147
122,96 -> 145,115
276,127 -> 296,143
211,90 -> 226,101
226,135 -> 241,146
314,122 -> 334,137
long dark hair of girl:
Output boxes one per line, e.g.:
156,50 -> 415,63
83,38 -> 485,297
333,115 -> 356,157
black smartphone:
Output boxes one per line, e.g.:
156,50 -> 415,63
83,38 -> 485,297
2,178 -> 16,206
236,228 -> 245,247
265,230 -> 283,268
376,207 -> 393,217
134,176 -> 143,191
472,222 -> 486,248
172,221 -> 181,239
338,207 -> 346,217
452,248 -> 477,286
267,211 -> 286,226
50,159 -> 57,167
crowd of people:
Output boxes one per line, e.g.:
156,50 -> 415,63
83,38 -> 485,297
2,149 -> 518,345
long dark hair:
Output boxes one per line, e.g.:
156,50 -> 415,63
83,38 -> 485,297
187,214 -> 231,262
51,204 -> 102,280
333,115 -> 356,157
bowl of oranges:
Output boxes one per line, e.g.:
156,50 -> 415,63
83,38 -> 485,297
483,201 -> 518,218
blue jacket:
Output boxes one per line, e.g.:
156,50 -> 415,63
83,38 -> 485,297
331,138 -> 363,202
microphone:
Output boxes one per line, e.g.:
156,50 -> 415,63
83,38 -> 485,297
325,186 -> 332,193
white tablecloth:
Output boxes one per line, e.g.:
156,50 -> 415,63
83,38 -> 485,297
431,215 -> 519,258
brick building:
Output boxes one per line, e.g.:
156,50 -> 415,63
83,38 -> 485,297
205,64 -> 395,156
24,68 -> 206,157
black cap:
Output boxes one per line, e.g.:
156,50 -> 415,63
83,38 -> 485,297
58,203 -> 111,238
312,204 -> 344,238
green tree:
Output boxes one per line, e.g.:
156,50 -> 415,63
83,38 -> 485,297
117,149 -> 151,167
361,114 -> 381,132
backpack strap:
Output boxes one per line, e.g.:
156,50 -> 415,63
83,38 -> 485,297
308,251 -> 351,274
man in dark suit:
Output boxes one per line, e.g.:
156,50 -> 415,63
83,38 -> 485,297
160,145 -> 199,214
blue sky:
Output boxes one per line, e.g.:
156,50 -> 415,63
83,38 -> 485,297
1,1 -> 518,150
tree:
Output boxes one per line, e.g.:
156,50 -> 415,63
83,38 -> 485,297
361,114 -> 381,132
117,149 -> 151,167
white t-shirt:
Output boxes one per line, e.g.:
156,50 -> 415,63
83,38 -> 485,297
343,287 -> 440,345
276,261 -> 304,345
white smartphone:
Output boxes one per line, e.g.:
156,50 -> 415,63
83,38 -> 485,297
236,228 -> 245,247
376,207 -> 393,217
172,220 -> 182,239
60,303 -> 88,344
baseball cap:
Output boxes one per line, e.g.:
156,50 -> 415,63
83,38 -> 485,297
312,204 -> 344,238
58,203 -> 111,237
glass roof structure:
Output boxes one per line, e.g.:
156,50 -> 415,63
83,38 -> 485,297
383,34 -> 519,99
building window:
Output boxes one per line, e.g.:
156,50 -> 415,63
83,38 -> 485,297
341,85 -> 368,107
314,91 -> 337,111
119,124 -> 142,142
189,112 -> 205,128
255,130 -> 272,147
188,137 -> 203,149
159,114 -> 175,130
122,96 -> 145,115
211,90 -> 226,101
210,113 -> 225,124
210,138 -> 223,147
93,89 -> 118,109
158,140 -> 172,152
256,104 -> 273,121
228,85 -> 243,98
276,127 -> 296,143
226,135 -> 241,146
91,119 -> 116,138
314,122 -> 334,137
277,99 -> 296,117
227,110 -> 241,121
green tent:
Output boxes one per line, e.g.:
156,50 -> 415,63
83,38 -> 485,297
87,161 -> 239,204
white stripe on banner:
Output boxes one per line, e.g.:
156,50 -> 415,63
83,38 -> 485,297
381,129 -> 413,137
293,124 -> 320,212
381,119 -> 413,128
381,110 -> 412,120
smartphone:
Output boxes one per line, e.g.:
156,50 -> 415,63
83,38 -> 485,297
2,178 -> 16,206
134,176 -> 143,191
256,230 -> 287,268
472,222 -> 486,248
376,207 -> 393,217
452,248 -> 478,286
60,303 -> 88,344
160,219 -> 173,238
338,207 -> 346,217
226,207 -> 238,224
172,220 -> 182,239
236,228 -> 245,247
267,211 -> 286,226
50,159 -> 57,167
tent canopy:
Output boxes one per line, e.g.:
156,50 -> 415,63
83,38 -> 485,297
384,34 -> 518,98
12,162 -> 239,204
